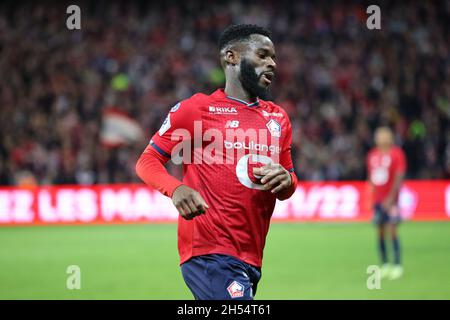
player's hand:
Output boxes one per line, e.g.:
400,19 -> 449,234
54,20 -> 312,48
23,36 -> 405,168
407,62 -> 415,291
172,185 -> 209,220
254,163 -> 292,194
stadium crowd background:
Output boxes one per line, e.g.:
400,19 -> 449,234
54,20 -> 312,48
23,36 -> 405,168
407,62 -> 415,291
0,0 -> 449,186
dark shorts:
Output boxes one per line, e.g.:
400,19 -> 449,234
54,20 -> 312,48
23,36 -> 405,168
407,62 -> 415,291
180,254 -> 262,300
373,203 -> 401,226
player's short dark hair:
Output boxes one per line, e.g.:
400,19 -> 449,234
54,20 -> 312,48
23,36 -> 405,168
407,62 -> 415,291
218,24 -> 271,51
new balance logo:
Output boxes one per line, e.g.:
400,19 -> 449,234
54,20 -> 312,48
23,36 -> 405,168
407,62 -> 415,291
209,106 -> 238,114
225,120 -> 240,128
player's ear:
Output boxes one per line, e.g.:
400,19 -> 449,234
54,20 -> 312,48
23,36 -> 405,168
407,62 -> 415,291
224,49 -> 239,66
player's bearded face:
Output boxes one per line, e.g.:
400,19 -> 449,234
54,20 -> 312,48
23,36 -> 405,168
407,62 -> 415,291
239,58 -> 270,100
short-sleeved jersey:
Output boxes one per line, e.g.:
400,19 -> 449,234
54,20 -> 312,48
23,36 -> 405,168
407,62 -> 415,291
150,89 -> 295,267
367,146 -> 406,203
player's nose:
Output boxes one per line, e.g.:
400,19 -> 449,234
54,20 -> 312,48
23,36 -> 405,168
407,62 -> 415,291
267,57 -> 276,70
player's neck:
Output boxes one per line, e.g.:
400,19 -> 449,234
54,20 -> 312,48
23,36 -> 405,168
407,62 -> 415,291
378,146 -> 392,153
224,82 -> 257,104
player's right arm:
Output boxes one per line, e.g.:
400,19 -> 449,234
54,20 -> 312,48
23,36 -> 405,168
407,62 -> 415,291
135,99 -> 208,220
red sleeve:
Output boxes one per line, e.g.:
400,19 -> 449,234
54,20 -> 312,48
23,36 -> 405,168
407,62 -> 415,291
277,113 -> 298,200
150,98 -> 201,157
135,144 -> 183,197
135,98 -> 202,197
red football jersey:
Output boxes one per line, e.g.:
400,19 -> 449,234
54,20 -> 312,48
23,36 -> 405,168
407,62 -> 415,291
367,146 -> 406,203
150,89 -> 295,267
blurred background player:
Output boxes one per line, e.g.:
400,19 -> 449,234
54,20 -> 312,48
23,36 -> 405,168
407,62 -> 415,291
367,127 -> 407,280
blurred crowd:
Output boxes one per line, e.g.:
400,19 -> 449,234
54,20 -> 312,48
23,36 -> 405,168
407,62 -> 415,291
0,0 -> 449,186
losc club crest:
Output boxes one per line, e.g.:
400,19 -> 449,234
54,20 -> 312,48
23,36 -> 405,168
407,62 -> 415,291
227,280 -> 244,298
266,119 -> 281,137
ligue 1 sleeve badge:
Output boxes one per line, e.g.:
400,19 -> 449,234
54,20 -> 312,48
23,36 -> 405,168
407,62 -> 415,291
227,280 -> 245,298
266,119 -> 281,137
158,114 -> 171,136
170,102 -> 181,113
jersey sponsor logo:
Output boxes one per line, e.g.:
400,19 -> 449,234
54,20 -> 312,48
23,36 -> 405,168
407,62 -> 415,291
170,102 -> 181,113
209,106 -> 238,115
369,154 -> 393,185
227,280 -> 244,298
224,140 -> 281,154
266,119 -> 281,137
370,167 -> 389,186
381,155 -> 391,166
225,120 -> 239,128
370,154 -> 392,167
262,110 -> 283,118
236,154 -> 273,190
158,114 -> 171,136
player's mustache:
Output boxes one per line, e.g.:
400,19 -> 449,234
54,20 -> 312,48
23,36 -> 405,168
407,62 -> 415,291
259,71 -> 275,81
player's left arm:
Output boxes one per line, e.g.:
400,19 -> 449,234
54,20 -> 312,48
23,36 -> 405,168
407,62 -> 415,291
382,149 -> 407,210
254,115 -> 298,200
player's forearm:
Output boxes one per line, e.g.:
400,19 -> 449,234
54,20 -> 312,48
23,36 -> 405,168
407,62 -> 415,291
135,146 -> 183,198
275,171 -> 298,201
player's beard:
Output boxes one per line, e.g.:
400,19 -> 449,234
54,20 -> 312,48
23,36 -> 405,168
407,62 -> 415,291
239,58 -> 271,100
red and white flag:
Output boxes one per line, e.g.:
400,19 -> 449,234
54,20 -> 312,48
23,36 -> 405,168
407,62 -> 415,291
100,107 -> 144,148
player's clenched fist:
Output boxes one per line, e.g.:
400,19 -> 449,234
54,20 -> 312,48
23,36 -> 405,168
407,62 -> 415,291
172,185 -> 209,220
254,163 -> 292,194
